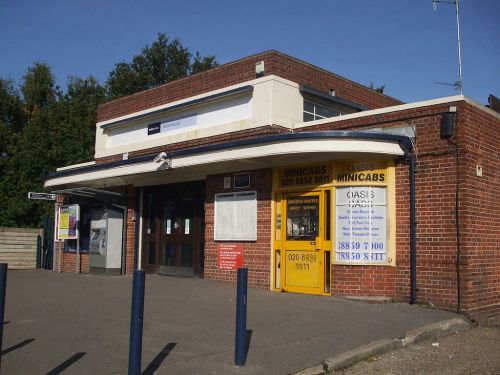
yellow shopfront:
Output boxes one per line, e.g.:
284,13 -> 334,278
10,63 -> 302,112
272,160 -> 395,296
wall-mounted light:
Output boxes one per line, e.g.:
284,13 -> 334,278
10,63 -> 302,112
440,112 -> 456,139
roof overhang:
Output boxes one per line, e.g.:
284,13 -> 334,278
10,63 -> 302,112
51,187 -> 126,205
45,131 -> 412,189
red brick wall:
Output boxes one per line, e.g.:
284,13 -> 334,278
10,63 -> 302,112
204,169 -> 273,289
298,100 -> 500,317
124,186 -> 137,274
60,252 -> 89,273
97,50 -> 402,123
457,104 -> 500,319
298,104 -> 463,307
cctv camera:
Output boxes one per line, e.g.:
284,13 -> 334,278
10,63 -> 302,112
154,152 -> 168,163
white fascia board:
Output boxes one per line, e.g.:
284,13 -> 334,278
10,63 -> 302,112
96,75 -> 299,128
45,138 -> 403,188
56,161 -> 96,172
45,162 -> 158,188
463,96 -> 500,119
172,139 -> 404,168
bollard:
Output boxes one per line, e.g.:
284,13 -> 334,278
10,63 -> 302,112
0,263 -> 7,371
235,267 -> 248,366
128,270 -> 146,375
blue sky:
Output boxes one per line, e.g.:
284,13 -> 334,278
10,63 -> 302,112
1,0 -> 498,104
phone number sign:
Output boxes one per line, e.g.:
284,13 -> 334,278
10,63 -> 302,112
217,243 -> 244,270
335,186 -> 387,264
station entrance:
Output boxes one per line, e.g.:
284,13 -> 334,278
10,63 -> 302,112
142,181 -> 205,277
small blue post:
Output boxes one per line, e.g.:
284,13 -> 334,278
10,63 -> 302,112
235,267 -> 248,366
128,270 -> 145,375
0,263 -> 7,371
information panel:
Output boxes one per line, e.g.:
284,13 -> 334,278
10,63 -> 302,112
58,204 -> 80,240
335,187 -> 387,264
217,243 -> 244,270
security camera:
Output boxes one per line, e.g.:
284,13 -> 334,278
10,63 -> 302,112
154,152 -> 168,163
154,152 -> 171,171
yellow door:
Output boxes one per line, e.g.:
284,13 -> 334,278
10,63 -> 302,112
282,191 -> 326,295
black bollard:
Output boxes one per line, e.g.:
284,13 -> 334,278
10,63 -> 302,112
128,270 -> 145,375
0,263 -> 7,371
235,267 -> 248,366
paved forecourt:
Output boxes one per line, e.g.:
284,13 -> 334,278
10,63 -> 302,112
2,270 -> 457,374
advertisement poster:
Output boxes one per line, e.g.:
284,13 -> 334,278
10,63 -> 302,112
58,204 -> 80,240
335,187 -> 387,264
217,243 -> 243,270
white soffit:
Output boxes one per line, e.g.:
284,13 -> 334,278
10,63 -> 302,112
45,137 -> 404,188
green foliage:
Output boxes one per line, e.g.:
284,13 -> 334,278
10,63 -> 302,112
0,68 -> 106,227
0,79 -> 26,132
106,33 -> 218,99
21,62 -> 56,119
0,33 -> 217,228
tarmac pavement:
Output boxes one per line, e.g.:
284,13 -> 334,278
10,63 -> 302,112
2,270 -> 459,375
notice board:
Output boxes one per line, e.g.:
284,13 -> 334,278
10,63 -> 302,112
214,191 -> 257,240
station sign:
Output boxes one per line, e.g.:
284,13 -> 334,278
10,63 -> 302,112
28,192 -> 56,201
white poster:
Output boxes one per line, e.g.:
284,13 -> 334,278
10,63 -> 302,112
335,187 -> 387,264
214,191 -> 257,241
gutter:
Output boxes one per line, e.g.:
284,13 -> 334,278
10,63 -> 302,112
408,153 -> 417,304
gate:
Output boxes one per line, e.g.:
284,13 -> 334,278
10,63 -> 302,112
41,216 -> 54,270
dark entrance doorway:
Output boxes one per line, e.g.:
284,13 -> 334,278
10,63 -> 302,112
142,181 -> 205,276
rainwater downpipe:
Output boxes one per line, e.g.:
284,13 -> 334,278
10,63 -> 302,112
409,153 -> 417,305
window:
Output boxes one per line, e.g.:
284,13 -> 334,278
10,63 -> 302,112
286,195 -> 319,241
234,172 -> 250,188
214,191 -> 257,241
303,100 -> 342,122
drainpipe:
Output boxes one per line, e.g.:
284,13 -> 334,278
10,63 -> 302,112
409,153 -> 417,304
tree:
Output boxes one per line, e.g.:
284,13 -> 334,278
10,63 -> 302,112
106,33 -> 218,99
21,62 -> 56,119
51,76 -> 106,165
0,66 -> 106,227
0,65 -> 58,226
0,33 -> 216,227
0,79 -> 26,132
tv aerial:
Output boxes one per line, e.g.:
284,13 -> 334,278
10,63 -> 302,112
432,0 -> 464,95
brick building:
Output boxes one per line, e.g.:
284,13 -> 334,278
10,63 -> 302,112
45,51 -> 500,320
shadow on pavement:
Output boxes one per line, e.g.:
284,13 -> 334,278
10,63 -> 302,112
245,329 -> 253,363
45,352 -> 86,375
142,342 -> 177,375
1,338 -> 35,355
